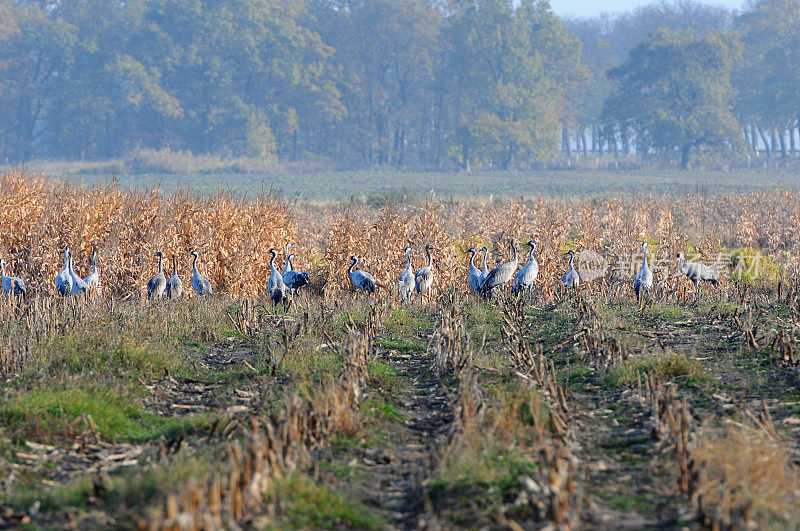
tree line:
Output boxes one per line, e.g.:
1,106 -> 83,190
0,0 -> 797,170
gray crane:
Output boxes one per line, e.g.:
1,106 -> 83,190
283,253 -> 310,293
55,247 -> 73,296
478,246 -> 489,288
348,256 -> 376,295
165,254 -> 183,300
69,252 -> 88,295
512,241 -> 538,295
398,247 -> 415,303
677,252 -> 718,298
467,248 -> 481,293
268,249 -> 287,305
189,250 -> 213,297
634,242 -> 653,305
415,244 -> 435,302
147,251 -> 166,299
83,250 -> 99,294
480,241 -> 518,298
561,250 -> 580,288
282,243 -> 293,275
1,259 -> 26,297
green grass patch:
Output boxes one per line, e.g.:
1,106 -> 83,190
606,352 -> 709,389
269,473 -> 386,530
31,334 -> 192,380
361,398 -> 406,420
5,452 -> 216,526
366,359 -> 401,391
1,385 -> 216,443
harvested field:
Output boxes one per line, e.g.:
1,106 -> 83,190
0,169 -> 800,528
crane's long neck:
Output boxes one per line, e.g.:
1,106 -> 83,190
92,253 -> 97,274
468,250 -> 476,268
528,248 -> 534,262
69,254 -> 75,273
192,254 -> 199,274
569,254 -> 575,270
270,253 -> 277,272
642,247 -> 648,269
288,255 -> 295,270
64,252 -> 70,270
426,247 -> 432,268
1,261 -> 5,277
348,258 -> 357,274
511,243 -> 517,263
157,254 -> 163,274
406,250 -> 412,268
172,256 -> 178,275
481,250 -> 488,271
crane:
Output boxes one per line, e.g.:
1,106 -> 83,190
83,250 -> 99,294
480,241 -> 518,298
512,241 -> 538,295
634,242 -> 653,306
414,244 -> 435,303
189,250 -> 213,297
677,252 -> 719,299
467,248 -> 481,293
147,251 -> 166,299
0,258 -> 26,297
165,253 -> 183,300
561,250 -> 580,288
55,247 -> 73,296
268,249 -> 287,306
348,256 -> 376,295
398,247 -> 415,303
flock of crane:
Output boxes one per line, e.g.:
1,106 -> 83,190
0,240 -> 720,304
348,239 -> 720,304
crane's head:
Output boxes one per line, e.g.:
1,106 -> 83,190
404,246 -> 412,254
154,251 -> 163,258
677,252 -> 685,261
288,253 -> 295,262
350,255 -> 358,264
528,241 -> 536,251
467,247 -> 476,255
189,250 -> 199,259
269,249 -> 278,258
481,247 -> 488,254
564,250 -> 575,259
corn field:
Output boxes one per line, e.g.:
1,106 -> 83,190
1,169 -> 800,529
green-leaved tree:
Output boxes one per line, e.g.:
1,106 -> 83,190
603,29 -> 741,168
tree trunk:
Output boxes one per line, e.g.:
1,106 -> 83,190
778,128 -> 788,158
745,125 -> 756,155
610,125 -> 619,158
621,128 -> 630,156
562,127 -> 571,157
580,126 -> 588,159
680,144 -> 691,169
791,119 -> 798,156
595,124 -> 603,156
461,139 -> 470,172
756,124 -> 771,157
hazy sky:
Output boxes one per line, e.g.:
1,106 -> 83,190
550,0 -> 745,18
